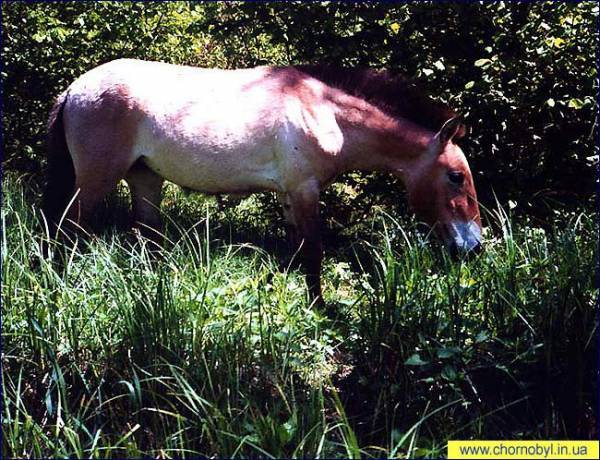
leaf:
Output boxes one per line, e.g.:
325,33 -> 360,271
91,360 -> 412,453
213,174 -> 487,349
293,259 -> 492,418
390,22 -> 400,34
434,60 -> 445,71
405,353 -> 428,366
45,389 -> 54,416
422,68 -> 434,76
568,98 -> 584,109
546,98 -> 555,107
474,58 -> 491,67
278,416 -> 297,444
475,331 -> 489,343
465,81 -> 475,89
460,277 -> 476,288
32,32 -> 46,43
441,364 -> 458,381
546,36 -> 566,48
437,346 -> 460,359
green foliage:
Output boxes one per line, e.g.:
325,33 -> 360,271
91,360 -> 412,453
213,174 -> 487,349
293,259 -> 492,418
2,176 -> 596,457
2,2 -> 597,211
1,3 -> 597,457
213,1 -> 597,209
3,2 -> 220,172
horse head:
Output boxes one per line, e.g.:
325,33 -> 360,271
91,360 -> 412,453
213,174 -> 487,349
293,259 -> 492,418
405,117 -> 482,254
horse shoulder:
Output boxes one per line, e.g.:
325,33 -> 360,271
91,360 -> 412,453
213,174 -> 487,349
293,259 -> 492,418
276,73 -> 343,158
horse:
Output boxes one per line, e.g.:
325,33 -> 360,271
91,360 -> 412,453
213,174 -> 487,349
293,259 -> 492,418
41,59 -> 482,303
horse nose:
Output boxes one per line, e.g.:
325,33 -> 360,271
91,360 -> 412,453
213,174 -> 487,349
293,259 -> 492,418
447,221 -> 482,255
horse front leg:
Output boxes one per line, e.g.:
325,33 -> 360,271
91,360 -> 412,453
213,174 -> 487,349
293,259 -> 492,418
284,181 -> 324,305
277,192 -> 299,254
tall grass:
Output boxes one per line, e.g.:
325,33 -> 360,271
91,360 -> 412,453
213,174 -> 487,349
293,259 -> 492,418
2,176 -> 597,458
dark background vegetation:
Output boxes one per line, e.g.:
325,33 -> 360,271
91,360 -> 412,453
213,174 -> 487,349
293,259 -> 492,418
1,2 -> 598,457
2,1 -> 597,218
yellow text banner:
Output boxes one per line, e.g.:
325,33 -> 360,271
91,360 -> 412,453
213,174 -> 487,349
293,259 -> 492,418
447,440 -> 599,459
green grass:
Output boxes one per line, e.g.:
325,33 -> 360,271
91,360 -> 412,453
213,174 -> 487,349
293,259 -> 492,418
2,176 -> 597,458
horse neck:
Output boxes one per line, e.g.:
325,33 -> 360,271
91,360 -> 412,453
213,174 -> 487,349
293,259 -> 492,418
335,98 -> 434,177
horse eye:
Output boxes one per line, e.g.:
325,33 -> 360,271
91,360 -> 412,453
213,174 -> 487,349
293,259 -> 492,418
448,171 -> 464,185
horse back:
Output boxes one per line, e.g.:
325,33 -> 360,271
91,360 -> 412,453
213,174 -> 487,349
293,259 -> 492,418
62,59 -> 343,193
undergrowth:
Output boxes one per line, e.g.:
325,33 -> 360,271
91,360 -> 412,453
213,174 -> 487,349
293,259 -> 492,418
2,177 -> 597,458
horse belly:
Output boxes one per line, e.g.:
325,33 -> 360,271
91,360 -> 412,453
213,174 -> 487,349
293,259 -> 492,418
139,132 -> 284,194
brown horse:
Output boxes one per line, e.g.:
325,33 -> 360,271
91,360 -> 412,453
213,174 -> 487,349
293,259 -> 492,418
42,59 -> 482,302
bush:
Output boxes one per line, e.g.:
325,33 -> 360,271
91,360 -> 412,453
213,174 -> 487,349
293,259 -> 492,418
1,177 -> 596,456
2,2 -> 596,216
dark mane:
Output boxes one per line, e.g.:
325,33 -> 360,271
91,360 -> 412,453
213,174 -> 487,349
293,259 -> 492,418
294,65 -> 465,137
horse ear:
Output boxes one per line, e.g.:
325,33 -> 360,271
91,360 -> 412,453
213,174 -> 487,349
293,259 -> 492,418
437,117 -> 465,146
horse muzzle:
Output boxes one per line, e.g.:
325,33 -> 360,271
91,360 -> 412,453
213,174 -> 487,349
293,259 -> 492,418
445,220 -> 482,256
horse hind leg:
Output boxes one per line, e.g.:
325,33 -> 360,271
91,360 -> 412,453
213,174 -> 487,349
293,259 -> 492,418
65,162 -> 132,235
61,93 -> 141,234
125,160 -> 164,247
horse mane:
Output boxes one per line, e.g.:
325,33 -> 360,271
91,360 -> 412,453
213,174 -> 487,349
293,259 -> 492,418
293,65 -> 465,138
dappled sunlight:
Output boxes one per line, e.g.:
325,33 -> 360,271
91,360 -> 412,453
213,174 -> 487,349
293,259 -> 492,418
3,176 -> 596,457
2,1 -> 596,456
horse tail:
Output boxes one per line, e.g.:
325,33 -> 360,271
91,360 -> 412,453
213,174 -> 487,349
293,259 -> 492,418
41,91 -> 75,233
